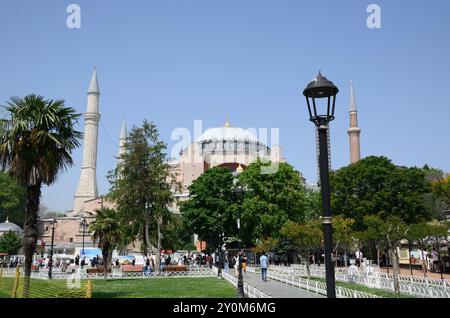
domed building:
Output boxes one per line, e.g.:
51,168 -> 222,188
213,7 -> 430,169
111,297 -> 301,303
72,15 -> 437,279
0,217 -> 23,237
168,120 -> 286,211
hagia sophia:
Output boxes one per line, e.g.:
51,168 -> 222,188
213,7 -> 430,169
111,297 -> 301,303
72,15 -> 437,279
3,67 -> 361,257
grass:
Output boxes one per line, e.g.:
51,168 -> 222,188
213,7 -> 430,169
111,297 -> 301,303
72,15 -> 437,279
92,277 -> 236,298
0,277 -> 87,298
304,276 -> 413,298
1,277 -> 237,298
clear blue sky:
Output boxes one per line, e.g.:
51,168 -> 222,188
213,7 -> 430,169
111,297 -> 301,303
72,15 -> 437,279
1,1 -> 449,212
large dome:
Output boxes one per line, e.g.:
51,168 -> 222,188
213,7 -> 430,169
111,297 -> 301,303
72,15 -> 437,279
196,126 -> 259,143
0,218 -> 22,235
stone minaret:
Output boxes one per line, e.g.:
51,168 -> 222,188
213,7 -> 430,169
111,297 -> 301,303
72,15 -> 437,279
348,80 -> 361,163
117,119 -> 127,176
73,67 -> 100,215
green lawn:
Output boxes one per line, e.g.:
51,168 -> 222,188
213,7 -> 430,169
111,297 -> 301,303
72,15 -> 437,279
0,277 -> 87,298
1,277 -> 236,298
92,277 -> 236,298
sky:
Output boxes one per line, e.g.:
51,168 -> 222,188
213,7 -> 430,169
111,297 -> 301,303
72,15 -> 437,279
0,0 -> 449,212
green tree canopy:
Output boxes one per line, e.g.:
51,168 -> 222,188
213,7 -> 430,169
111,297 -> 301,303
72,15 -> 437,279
364,214 -> 410,293
0,230 -> 22,255
89,208 -> 122,277
432,174 -> 450,206
0,94 -> 82,281
330,156 -> 432,230
180,167 -> 235,249
421,165 -> 448,219
239,160 -> 317,243
108,120 -> 176,259
0,172 -> 26,225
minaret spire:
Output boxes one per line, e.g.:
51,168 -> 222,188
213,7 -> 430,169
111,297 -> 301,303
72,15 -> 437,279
350,80 -> 357,112
117,119 -> 127,179
118,119 -> 127,160
348,80 -> 361,164
88,66 -> 99,95
73,67 -> 101,215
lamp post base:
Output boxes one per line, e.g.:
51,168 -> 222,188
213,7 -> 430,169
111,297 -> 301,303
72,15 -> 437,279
237,274 -> 245,298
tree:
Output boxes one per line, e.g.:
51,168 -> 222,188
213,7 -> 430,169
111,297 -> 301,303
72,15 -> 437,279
422,166 -> 448,220
331,156 -> 432,230
108,120 -> 176,271
426,220 -> 449,277
239,160 -> 316,243
407,221 -> 432,276
280,220 -> 322,278
0,172 -> 26,225
254,237 -> 279,254
0,231 -> 22,255
331,215 -> 355,267
89,208 -> 122,278
0,95 -> 81,287
432,174 -> 450,206
180,167 -> 235,249
364,214 -> 410,294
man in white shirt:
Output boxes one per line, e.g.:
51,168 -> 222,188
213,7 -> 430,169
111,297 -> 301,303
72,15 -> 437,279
355,250 -> 363,267
260,252 -> 268,282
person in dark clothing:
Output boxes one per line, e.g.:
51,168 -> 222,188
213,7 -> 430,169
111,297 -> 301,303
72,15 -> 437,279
75,255 -> 80,266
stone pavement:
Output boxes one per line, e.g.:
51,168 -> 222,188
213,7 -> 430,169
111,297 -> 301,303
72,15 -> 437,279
232,270 -> 325,298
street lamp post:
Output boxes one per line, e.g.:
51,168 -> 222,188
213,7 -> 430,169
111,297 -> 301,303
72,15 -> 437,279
303,71 -> 338,298
233,186 -> 245,298
217,229 -> 223,277
48,218 -> 57,279
80,217 -> 88,257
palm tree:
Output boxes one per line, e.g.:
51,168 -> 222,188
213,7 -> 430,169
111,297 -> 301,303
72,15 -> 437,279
0,95 -> 82,288
89,208 -> 122,278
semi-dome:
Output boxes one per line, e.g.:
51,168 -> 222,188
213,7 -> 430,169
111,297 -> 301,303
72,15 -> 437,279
0,217 -> 22,235
196,126 -> 259,143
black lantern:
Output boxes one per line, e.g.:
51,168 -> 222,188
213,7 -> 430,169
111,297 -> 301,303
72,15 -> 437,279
303,71 -> 339,126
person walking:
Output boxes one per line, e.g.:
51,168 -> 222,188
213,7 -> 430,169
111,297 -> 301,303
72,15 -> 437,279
241,252 -> 247,274
260,252 -> 268,282
223,250 -> 229,273
234,253 -> 239,276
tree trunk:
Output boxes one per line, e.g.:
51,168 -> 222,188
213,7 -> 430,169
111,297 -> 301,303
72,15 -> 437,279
344,246 -> 348,269
23,183 -> 42,296
145,212 -> 151,257
306,251 -> 311,279
103,245 -> 109,279
376,243 -> 380,267
155,217 -> 162,273
390,245 -> 401,294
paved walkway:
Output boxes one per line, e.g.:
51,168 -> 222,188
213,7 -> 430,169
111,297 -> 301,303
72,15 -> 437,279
232,271 -> 325,298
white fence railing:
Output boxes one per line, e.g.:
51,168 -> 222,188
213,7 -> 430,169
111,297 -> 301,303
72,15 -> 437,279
1,267 -> 216,280
265,265 -> 450,298
221,270 -> 271,298
287,264 -> 450,288
256,268 -> 381,298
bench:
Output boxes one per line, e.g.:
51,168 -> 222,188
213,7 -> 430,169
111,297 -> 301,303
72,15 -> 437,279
122,265 -> 144,273
164,265 -> 188,272
86,268 -> 111,274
